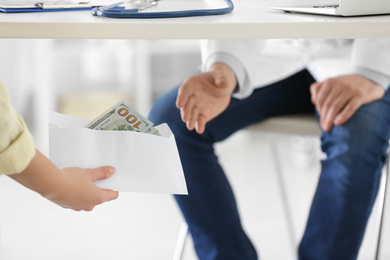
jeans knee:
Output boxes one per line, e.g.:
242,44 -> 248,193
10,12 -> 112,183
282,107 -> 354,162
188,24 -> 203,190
321,102 -> 390,172
149,87 -> 181,127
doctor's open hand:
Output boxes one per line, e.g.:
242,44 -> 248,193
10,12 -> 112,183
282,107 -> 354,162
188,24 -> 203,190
176,63 -> 237,134
310,74 -> 385,132
10,150 -> 119,211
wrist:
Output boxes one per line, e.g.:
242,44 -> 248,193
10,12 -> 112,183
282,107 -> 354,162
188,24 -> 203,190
9,150 -> 63,199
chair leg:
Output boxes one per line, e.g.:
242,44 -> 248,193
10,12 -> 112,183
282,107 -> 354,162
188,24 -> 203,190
172,222 -> 188,260
374,144 -> 390,260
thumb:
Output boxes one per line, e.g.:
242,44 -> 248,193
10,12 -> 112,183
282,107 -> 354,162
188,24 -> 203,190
101,189 -> 119,202
89,166 -> 116,181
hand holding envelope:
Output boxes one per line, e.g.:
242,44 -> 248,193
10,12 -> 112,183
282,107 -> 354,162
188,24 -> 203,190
49,101 -> 187,195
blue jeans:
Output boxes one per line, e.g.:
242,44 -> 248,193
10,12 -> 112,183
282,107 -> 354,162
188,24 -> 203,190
149,69 -> 390,260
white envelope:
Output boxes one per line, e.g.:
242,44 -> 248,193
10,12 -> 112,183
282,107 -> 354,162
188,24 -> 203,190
49,112 -> 187,195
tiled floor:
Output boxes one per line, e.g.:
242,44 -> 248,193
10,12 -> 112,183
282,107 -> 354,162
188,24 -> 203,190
181,129 -> 390,260
0,129 -> 389,260
180,130 -> 316,260
0,179 -> 184,260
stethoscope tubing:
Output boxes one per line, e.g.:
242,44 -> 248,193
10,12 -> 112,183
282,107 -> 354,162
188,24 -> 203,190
92,0 -> 234,18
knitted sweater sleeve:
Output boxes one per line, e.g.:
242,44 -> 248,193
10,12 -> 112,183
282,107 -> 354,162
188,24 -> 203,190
0,82 -> 35,175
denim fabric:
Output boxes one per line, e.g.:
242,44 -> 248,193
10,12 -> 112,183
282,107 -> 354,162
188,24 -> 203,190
299,86 -> 390,260
149,69 -> 390,260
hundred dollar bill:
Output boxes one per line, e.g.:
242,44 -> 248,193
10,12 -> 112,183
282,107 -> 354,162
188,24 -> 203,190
85,100 -> 160,136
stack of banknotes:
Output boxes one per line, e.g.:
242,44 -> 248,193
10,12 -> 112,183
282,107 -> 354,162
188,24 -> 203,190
85,100 -> 160,136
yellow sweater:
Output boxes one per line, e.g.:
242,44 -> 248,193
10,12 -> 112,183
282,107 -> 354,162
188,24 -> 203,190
0,82 -> 35,175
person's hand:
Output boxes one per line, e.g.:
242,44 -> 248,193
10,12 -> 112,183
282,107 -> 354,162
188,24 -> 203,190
310,75 -> 385,132
176,63 -> 237,134
44,166 -> 119,211
9,150 -> 119,211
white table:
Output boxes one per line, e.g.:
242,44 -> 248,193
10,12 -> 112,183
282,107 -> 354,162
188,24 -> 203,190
0,0 -> 390,39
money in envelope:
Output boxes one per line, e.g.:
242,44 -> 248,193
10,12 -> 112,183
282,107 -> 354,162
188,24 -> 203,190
49,100 -> 188,195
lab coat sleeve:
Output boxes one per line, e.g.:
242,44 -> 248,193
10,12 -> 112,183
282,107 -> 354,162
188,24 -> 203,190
200,40 -> 266,99
0,82 -> 36,175
351,39 -> 390,90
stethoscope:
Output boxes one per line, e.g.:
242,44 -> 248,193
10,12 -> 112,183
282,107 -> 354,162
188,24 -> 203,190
91,0 -> 234,18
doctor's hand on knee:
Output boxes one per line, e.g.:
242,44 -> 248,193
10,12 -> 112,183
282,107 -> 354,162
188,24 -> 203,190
176,63 -> 237,134
310,74 -> 385,132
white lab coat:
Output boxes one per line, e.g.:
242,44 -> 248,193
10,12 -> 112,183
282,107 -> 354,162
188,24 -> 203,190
200,39 -> 390,99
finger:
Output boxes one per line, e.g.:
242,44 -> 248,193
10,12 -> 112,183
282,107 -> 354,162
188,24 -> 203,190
83,206 -> 95,212
316,81 -> 333,112
181,96 -> 195,122
101,189 -> 119,202
319,84 -> 344,130
89,166 -> 116,181
318,83 -> 341,119
310,82 -> 320,104
334,98 -> 362,126
187,106 -> 199,131
176,80 -> 194,108
195,115 -> 207,134
321,93 -> 351,132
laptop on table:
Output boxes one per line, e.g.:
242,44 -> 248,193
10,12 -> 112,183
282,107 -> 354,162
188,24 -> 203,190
269,0 -> 390,17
